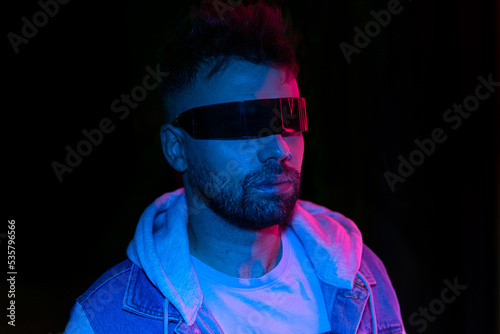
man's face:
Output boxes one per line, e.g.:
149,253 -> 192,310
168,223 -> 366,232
173,61 -> 304,229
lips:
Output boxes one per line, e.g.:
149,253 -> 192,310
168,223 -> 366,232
254,179 -> 294,194
246,162 -> 300,195
254,176 -> 293,187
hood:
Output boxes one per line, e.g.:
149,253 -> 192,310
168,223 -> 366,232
126,188 -> 363,327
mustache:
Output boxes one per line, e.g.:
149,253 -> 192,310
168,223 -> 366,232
244,161 -> 301,187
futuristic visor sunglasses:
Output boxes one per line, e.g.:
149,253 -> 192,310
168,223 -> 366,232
166,97 -> 308,139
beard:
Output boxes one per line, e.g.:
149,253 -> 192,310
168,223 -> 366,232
187,158 -> 302,230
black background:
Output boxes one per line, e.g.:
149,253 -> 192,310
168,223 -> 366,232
3,0 -> 499,333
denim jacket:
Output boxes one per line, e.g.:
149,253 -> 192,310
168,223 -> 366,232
64,188 -> 405,334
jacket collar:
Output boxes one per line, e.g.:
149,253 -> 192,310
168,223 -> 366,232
122,264 -> 167,319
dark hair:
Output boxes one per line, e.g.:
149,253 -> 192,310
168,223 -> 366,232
159,0 -> 299,115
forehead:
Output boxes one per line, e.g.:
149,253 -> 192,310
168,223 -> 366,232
168,60 -> 299,119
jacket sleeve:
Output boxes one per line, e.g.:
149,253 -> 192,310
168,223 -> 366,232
63,302 -> 96,334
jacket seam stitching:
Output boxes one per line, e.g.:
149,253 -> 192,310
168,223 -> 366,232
80,300 -> 105,334
78,266 -> 132,303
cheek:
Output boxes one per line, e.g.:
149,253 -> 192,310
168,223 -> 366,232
189,140 -> 248,184
287,134 -> 305,167
187,139 -> 223,163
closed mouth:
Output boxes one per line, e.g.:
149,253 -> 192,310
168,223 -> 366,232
254,181 -> 293,193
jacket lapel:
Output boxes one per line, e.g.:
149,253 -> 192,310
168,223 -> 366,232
122,264 -> 167,319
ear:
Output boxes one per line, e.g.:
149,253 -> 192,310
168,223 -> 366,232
161,124 -> 188,172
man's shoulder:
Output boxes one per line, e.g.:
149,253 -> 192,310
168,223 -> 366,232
360,245 -> 390,277
358,244 -> 398,289
357,245 -> 405,332
359,244 -> 403,314
77,259 -> 134,304
67,260 -> 167,333
76,259 -> 165,316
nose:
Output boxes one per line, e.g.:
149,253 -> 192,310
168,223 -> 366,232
256,134 -> 290,163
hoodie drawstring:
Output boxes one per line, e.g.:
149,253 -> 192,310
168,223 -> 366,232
356,272 -> 377,334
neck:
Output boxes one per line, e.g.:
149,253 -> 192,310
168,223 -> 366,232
187,204 -> 283,279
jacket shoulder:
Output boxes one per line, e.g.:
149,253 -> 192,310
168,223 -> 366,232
360,245 -> 392,282
72,260 -> 165,333
77,259 -> 133,304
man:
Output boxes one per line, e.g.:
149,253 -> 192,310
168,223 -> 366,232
64,1 -> 405,333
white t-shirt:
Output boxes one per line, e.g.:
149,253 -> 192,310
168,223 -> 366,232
191,225 -> 331,334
